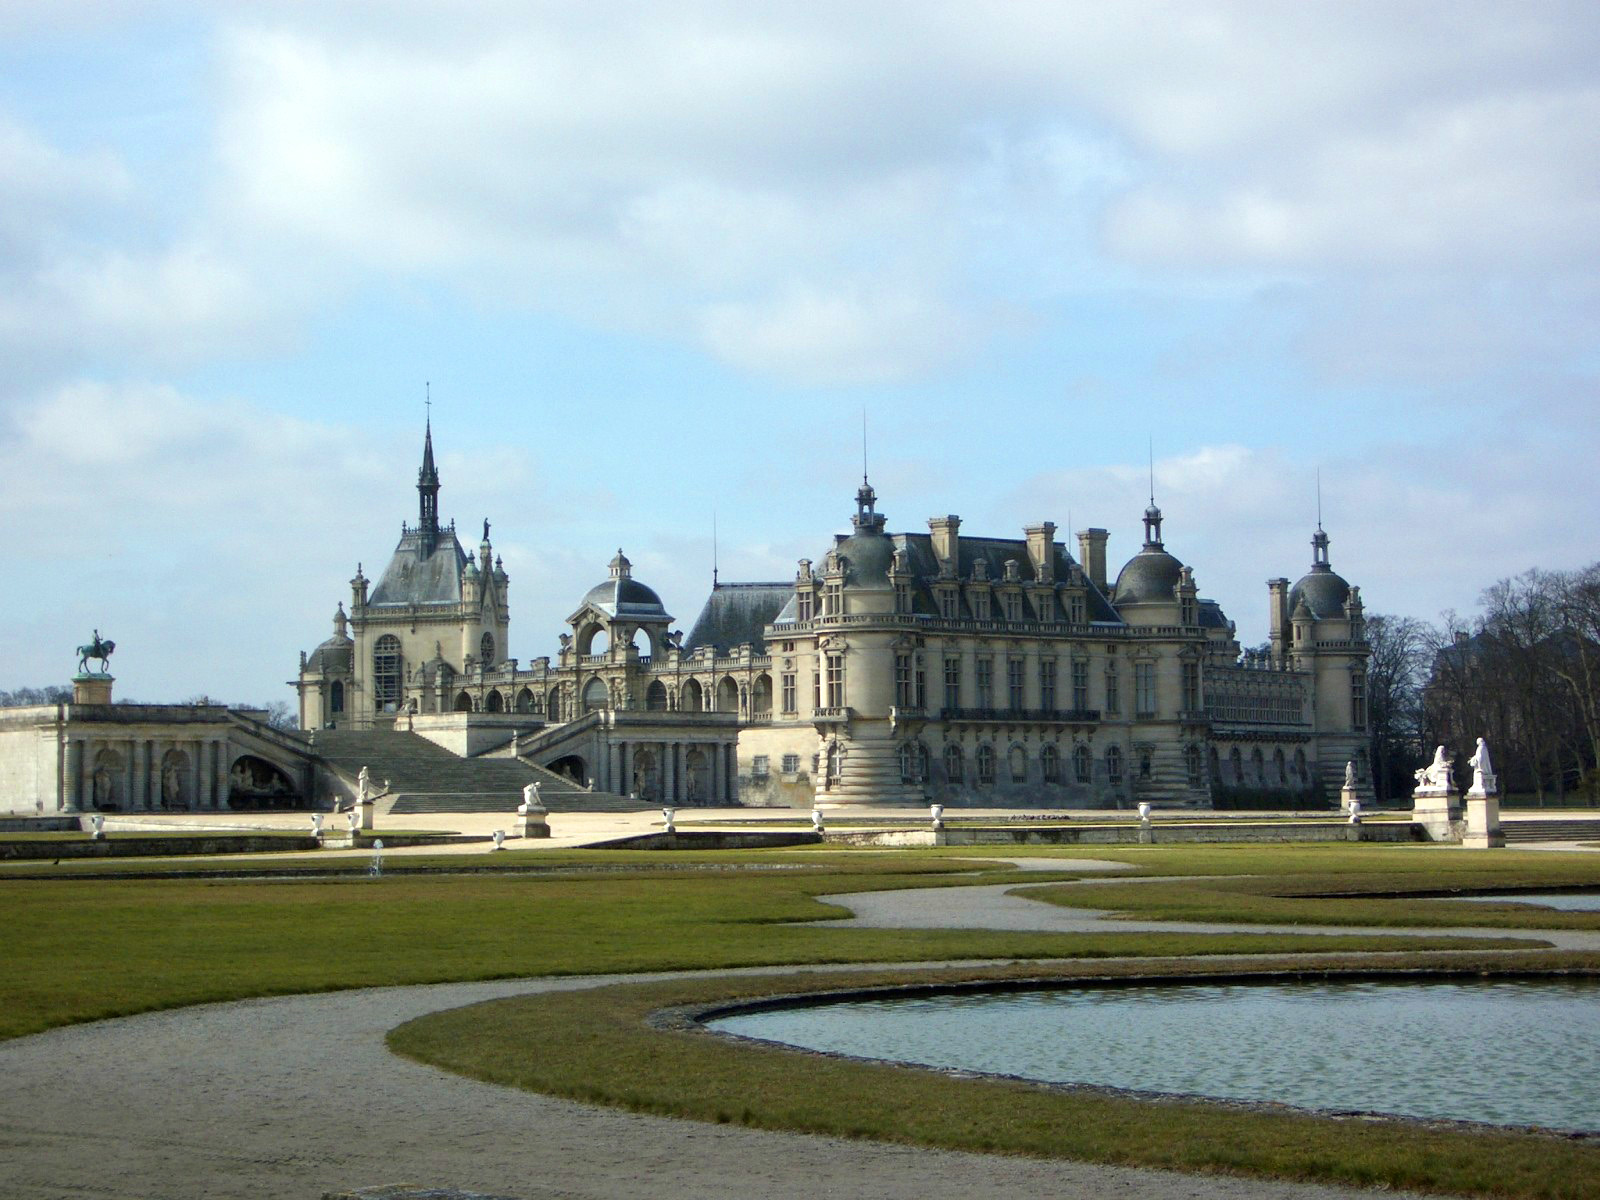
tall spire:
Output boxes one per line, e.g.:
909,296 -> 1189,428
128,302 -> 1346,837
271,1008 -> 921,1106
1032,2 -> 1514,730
417,390 -> 440,555
1310,470 -> 1331,569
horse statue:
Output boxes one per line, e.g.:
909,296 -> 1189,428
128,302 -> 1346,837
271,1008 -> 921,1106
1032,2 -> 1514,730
76,630 -> 115,675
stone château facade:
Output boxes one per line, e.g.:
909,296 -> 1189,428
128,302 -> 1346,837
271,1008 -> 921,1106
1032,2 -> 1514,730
296,423 -> 1373,808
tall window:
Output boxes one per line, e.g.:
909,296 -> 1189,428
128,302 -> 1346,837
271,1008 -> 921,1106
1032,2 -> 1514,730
899,742 -> 917,784
1009,743 -> 1027,782
1104,664 -> 1120,715
915,662 -> 926,709
822,583 -> 842,616
895,653 -> 914,708
938,589 -> 959,619
1073,743 -> 1092,783
970,590 -> 990,621
1003,592 -> 1022,622
1041,743 -> 1059,783
1139,747 -> 1153,780
752,755 -> 770,780
1274,747 -> 1287,784
781,753 -> 800,774
1351,671 -> 1367,731
329,680 -> 344,714
1182,662 -> 1200,712
1181,595 -> 1196,625
1036,593 -> 1054,622
781,672 -> 797,714
825,654 -> 844,708
976,658 -> 994,708
480,631 -> 495,667
797,592 -> 813,622
976,743 -> 995,784
373,635 -> 402,712
1068,594 -> 1085,624
944,743 -> 964,784
944,657 -> 961,711
1007,658 -> 1025,709
826,742 -> 842,785
1106,745 -> 1123,783
1185,744 -> 1204,786
895,582 -> 912,613
1039,659 -> 1057,711
1072,659 -> 1089,710
1135,661 -> 1156,717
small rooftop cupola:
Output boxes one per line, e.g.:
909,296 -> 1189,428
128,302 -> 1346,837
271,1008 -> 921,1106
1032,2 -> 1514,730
853,477 -> 887,536
1288,521 -> 1352,619
609,548 -> 632,579
1310,523 -> 1331,570
417,415 -> 441,555
332,602 -> 349,640
1142,500 -> 1164,549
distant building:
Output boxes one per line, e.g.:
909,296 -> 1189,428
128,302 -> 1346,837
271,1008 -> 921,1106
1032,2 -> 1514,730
296,422 -> 1373,808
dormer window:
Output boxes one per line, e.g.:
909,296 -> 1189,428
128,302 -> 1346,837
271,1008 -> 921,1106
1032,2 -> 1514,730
1002,592 -> 1022,622
1036,593 -> 1054,622
1068,594 -> 1085,624
797,591 -> 814,622
895,582 -> 912,613
970,590 -> 990,621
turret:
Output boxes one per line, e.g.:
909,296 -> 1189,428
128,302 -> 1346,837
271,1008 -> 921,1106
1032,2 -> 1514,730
417,416 -> 441,555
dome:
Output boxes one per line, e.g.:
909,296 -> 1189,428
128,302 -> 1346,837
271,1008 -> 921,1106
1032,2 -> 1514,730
1113,547 -> 1184,606
835,530 -> 895,590
1289,567 -> 1350,619
305,636 -> 352,674
581,575 -> 670,620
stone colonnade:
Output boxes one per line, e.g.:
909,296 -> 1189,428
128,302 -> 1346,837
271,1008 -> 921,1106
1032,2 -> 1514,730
600,739 -> 738,805
61,733 -> 233,812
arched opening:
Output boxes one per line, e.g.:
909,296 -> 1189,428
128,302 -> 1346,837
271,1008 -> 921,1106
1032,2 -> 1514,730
752,674 -> 773,717
1073,743 -> 1092,784
684,748 -> 708,802
1009,743 -> 1027,783
825,741 -> 843,786
716,676 -> 739,713
580,625 -> 610,656
1274,747 -> 1287,785
1209,746 -> 1221,788
632,749 -> 659,800
515,687 -> 535,713
1294,747 -> 1308,784
915,742 -> 930,788
1041,743 -> 1060,784
681,679 -> 704,713
454,691 -> 474,712
1106,745 -> 1123,784
1186,744 -> 1205,787
548,754 -> 587,786
480,631 -> 496,667
645,680 -> 669,711
1251,747 -> 1266,786
547,686 -> 563,721
485,690 -> 505,713
158,748 -> 190,809
944,742 -> 964,785
976,743 -> 995,785
329,680 -> 344,715
1138,747 -> 1153,780
582,677 -> 609,712
630,627 -> 654,658
1229,747 -> 1244,784
228,755 -> 298,809
373,634 -> 402,712
90,748 -> 124,810
899,742 -> 916,784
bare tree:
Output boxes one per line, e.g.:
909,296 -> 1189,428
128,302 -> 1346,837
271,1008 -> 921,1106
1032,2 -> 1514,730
1364,614 -> 1430,801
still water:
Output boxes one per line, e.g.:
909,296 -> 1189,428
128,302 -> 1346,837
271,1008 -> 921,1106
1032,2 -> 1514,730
1448,892 -> 1600,911
711,979 -> 1599,1130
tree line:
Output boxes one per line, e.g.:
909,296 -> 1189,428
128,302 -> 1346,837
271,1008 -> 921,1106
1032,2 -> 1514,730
0,687 -> 297,730
1365,563 -> 1600,804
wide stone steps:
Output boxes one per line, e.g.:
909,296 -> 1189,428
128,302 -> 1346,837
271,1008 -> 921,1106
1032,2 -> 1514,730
1503,818 -> 1600,843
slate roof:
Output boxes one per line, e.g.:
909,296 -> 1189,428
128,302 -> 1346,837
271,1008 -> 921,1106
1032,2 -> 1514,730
367,529 -> 470,607
684,583 -> 794,654
890,532 -> 1122,623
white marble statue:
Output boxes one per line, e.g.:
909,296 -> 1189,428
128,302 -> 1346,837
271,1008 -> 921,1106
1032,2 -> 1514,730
357,766 -> 373,804
1414,745 -> 1452,790
1469,737 -> 1497,794
1344,761 -> 1356,790
347,809 -> 359,833
520,781 -> 543,812
311,814 -> 324,838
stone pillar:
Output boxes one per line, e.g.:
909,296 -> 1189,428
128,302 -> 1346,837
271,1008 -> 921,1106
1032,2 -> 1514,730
726,742 -> 737,803
78,739 -> 93,810
216,742 -> 231,811
608,742 -> 622,795
662,742 -> 675,803
64,738 -> 83,812
122,740 -> 135,812
709,742 -> 722,806
130,740 -> 148,811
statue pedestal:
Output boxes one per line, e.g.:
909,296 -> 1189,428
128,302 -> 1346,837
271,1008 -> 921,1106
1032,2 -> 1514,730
1463,783 -> 1504,849
517,804 -> 550,839
1409,785 -> 1460,842
72,673 -> 113,705
1340,785 -> 1360,814
359,798 -> 375,831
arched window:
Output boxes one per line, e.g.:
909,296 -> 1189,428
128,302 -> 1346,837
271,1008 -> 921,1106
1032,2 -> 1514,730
899,742 -> 916,784
1041,743 -> 1059,784
1138,747 -> 1153,780
480,632 -> 495,667
944,743 -> 964,785
1293,747 -> 1308,783
515,687 -> 535,713
1229,746 -> 1244,784
1106,745 -> 1123,784
329,680 -> 344,715
1251,747 -> 1266,786
1185,744 -> 1204,786
582,677 -> 609,712
1009,743 -> 1027,783
1274,747 -> 1287,784
485,690 -> 504,713
373,635 -> 402,712
976,743 -> 995,785
915,742 -> 930,785
1073,743 -> 1092,784
548,686 -> 563,721
645,680 -> 669,711
826,741 -> 843,785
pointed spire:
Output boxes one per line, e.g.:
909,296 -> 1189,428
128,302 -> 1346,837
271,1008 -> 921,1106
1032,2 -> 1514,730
1142,438 -> 1163,548
416,394 -> 440,554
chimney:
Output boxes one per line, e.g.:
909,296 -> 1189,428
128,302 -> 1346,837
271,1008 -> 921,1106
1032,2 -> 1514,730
929,515 -> 961,577
1077,528 -> 1108,590
1024,522 -> 1056,584
1267,578 -> 1290,650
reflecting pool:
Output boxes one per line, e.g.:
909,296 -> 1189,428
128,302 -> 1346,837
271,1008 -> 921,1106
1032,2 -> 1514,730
710,979 -> 1599,1130
1448,892 -> 1600,911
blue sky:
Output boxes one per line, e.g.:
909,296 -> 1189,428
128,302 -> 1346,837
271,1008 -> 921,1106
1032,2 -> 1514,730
2,2 -> 1597,705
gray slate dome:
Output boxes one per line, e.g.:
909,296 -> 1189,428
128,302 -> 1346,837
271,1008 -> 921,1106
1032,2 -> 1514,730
305,637 -> 352,674
1113,547 -> 1184,606
1289,567 -> 1350,619
835,530 -> 895,590
580,549 -> 671,620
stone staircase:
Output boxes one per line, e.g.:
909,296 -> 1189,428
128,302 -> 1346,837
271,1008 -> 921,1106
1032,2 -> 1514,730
1502,817 -> 1600,843
307,729 -> 640,814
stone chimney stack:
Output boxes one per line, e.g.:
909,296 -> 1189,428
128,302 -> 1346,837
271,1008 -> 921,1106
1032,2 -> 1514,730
1267,578 -> 1291,653
1024,522 -> 1056,584
1077,528 -> 1108,590
929,515 -> 961,577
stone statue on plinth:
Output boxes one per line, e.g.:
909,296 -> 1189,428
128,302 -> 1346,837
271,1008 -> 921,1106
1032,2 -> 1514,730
1468,738 -> 1497,796
76,630 -> 115,676
1464,737 -> 1505,849
517,780 -> 550,839
1409,744 -> 1459,842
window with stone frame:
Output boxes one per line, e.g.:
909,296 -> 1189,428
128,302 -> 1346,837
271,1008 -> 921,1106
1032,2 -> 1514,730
1002,592 -> 1022,622
895,653 -> 914,708
330,680 -> 344,714
1041,742 -> 1059,783
938,588 -> 959,619
752,755 -> 770,780
1106,744 -> 1123,783
1351,671 -> 1367,731
976,658 -> 994,708
1135,661 -> 1156,717
781,752 -> 800,774
915,660 -> 926,709
895,582 -> 912,613
1185,743 -> 1204,786
1067,593 -> 1085,624
1039,659 -> 1056,711
825,654 -> 844,708
1073,742 -> 1092,783
1007,658 -> 1025,709
822,583 -> 842,616
1182,661 -> 1200,712
943,657 -> 961,711
781,672 -> 797,714
373,635 -> 402,712
1009,743 -> 1027,782
1035,591 -> 1054,622
797,591 -> 814,622
970,589 -> 990,621
1072,659 -> 1089,710
1139,747 -> 1153,780
944,742 -> 964,784
899,742 -> 916,784
480,631 -> 495,666
1181,594 -> 1197,625
1104,663 -> 1120,714
976,742 -> 995,784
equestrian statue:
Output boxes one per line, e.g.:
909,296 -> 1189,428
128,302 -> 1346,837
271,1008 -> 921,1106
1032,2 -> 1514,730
76,630 -> 116,675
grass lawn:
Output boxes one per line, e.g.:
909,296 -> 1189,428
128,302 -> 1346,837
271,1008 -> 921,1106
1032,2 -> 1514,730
391,952 -> 1600,1200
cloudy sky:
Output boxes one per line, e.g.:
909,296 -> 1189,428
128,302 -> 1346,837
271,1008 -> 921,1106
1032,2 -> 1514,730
3,1 -> 1596,706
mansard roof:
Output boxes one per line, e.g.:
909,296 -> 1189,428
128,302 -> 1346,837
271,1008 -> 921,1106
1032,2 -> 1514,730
367,526 -> 469,606
890,532 -> 1123,623
684,582 -> 794,654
